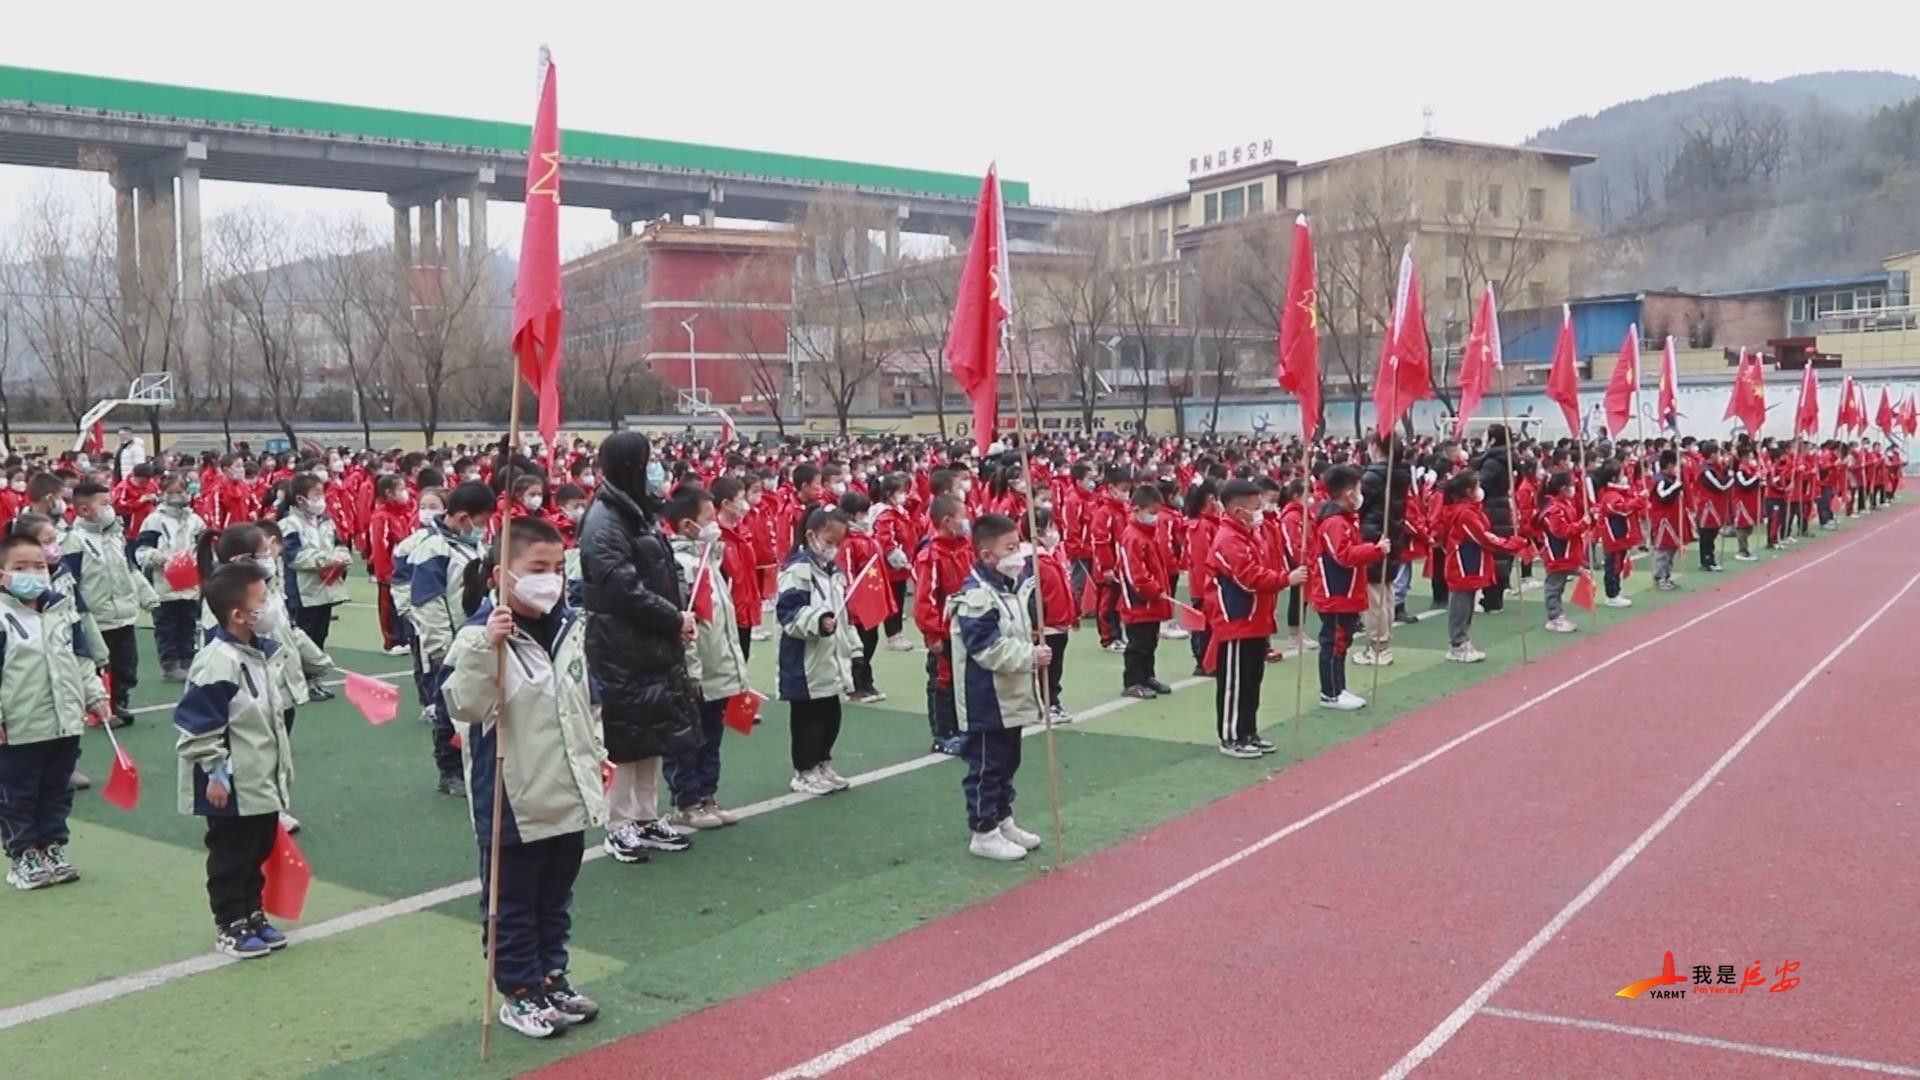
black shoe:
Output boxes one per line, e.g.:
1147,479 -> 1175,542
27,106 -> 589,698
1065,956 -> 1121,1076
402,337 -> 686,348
436,773 -> 464,796
1248,735 -> 1278,755
1192,664 -> 1210,677
1393,605 -> 1419,626
108,708 -> 134,729
1145,678 -> 1174,695
308,684 -> 336,703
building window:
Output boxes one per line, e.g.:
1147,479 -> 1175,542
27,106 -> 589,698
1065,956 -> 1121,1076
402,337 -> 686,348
1446,235 -> 1465,258
1204,193 -> 1219,225
1891,270 -> 1911,308
1446,180 -> 1464,214
1790,295 -> 1806,322
1445,277 -> 1463,300
1528,281 -> 1547,307
1527,187 -> 1546,222
1221,187 -> 1246,221
1136,233 -> 1149,262
1119,234 -> 1132,264
1487,184 -> 1503,217
1247,184 -> 1264,214
1158,228 -> 1171,259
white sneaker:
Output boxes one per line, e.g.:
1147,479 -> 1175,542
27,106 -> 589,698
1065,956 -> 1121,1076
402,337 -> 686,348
790,769 -> 836,796
1544,617 -> 1577,633
1320,690 -> 1367,712
969,829 -> 1028,861
750,627 -> 772,642
1445,645 -> 1487,663
669,805 -> 726,831
383,644 -> 411,656
1603,596 -> 1632,608
1102,641 -> 1125,653
885,634 -> 916,651
498,993 -> 563,1039
278,811 -> 301,835
1048,703 -> 1073,725
1735,553 -> 1757,562
1161,624 -> 1190,640
1519,579 -> 1544,592
818,762 -> 852,791
703,800 -> 739,826
1351,647 -> 1394,667
998,817 -> 1043,850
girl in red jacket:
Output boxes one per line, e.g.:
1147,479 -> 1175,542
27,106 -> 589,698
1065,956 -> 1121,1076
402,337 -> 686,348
871,474 -> 918,651
1182,482 -> 1220,677
1117,486 -> 1173,699
1307,466 -> 1388,710
366,473 -> 415,653
836,491 -> 889,704
1536,471 -> 1588,634
1032,506 -> 1076,723
1594,463 -> 1646,607
1439,470 -> 1528,663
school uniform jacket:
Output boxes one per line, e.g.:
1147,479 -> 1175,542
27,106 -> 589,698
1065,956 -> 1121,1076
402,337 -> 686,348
775,549 -> 857,702
947,563 -> 1044,732
1597,486 -> 1647,553
1185,509 -> 1220,610
1732,463 -> 1765,528
1307,502 -> 1384,615
1695,463 -> 1733,528
442,603 -> 608,845
1035,545 -> 1076,634
1117,518 -> 1173,623
0,591 -> 107,746
133,503 -> 206,603
719,521 -> 763,630
1087,492 -> 1129,582
1539,496 -> 1588,574
911,534 -> 973,648
173,628 -> 293,817
672,535 -> 750,702
62,519 -> 157,633
874,503 -> 917,584
1648,474 -> 1689,550
1441,500 -> 1528,591
402,521 -> 483,665
282,506 -> 352,610
1206,514 -> 1285,644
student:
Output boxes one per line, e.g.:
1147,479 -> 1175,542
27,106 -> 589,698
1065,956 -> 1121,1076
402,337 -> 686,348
911,494 -> 972,756
871,474 -> 918,652
1695,442 -> 1732,572
54,486 -> 150,726
777,507 -> 857,797
281,475 -> 353,651
173,562 -> 293,958
662,486 -> 746,831
837,490 -> 887,704
1207,479 -> 1305,757
1536,472 -> 1588,633
1594,464 -> 1645,608
949,513 -> 1050,862
1117,484 -> 1173,699
1307,465 -> 1389,711
1730,445 -> 1764,562
708,476 -> 761,661
0,533 -> 109,890
1031,506 -> 1075,724
1183,481 -> 1221,678
1088,467 -> 1133,652
1648,450 -> 1685,592
251,519 -> 338,706
1438,470 -> 1528,662
134,473 -> 206,682
401,481 -> 492,795
366,473 -> 415,655
441,517 -> 606,1039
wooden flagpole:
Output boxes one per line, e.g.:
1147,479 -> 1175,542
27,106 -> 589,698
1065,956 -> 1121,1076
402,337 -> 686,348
1007,336 -> 1067,864
479,376 -> 522,1060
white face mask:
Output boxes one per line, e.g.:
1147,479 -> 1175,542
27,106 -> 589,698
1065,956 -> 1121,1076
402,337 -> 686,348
811,541 -> 840,564
314,470 -> 330,483
995,551 -> 1028,578
697,521 -> 721,544
305,498 -> 327,517
524,494 -> 544,512
512,571 -> 565,614
253,602 -> 283,635
259,555 -> 281,580
565,505 -> 586,523
419,508 -> 443,529
8,480 -> 23,493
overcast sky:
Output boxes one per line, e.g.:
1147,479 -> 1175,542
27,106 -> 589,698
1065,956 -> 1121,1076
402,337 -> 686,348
4,0 -> 1918,255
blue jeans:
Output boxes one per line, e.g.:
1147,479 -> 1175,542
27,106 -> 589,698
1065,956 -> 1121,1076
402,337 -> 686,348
153,598 -> 199,667
0,735 -> 81,858
665,698 -> 726,809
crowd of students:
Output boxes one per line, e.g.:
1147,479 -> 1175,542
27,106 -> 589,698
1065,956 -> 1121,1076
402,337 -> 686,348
0,421 -> 1901,1039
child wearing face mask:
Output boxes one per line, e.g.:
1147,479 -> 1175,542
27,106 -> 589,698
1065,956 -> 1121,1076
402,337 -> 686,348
872,475 -> 917,652
400,482 -> 493,795
280,475 -> 353,654
912,495 -> 973,756
173,562 -> 293,957
776,507 -> 857,797
661,486 -> 747,831
134,474 -> 207,683
1307,466 -> 1391,711
0,531 -> 110,891
837,491 -> 889,705
367,474 -> 416,656
440,516 -> 607,1039
708,477 -> 762,660
549,484 -> 589,608
1206,479 -> 1308,757
58,486 -> 155,726
1031,507 -> 1076,723
1438,471 -> 1528,663
1117,485 -> 1173,699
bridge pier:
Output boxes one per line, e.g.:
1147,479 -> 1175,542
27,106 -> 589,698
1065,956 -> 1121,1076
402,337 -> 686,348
467,182 -> 488,264
177,153 -> 207,367
438,196 -> 461,271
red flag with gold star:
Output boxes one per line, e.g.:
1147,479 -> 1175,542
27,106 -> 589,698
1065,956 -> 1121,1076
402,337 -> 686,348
1454,283 -> 1500,438
1277,215 -> 1321,442
947,165 -> 1012,452
511,49 -> 565,451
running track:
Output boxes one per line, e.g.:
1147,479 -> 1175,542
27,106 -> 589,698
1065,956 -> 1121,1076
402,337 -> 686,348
538,506 -> 1920,1079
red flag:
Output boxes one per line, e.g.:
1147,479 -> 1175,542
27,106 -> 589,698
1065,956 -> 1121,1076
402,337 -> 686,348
344,671 -> 399,725
1544,303 -> 1581,436
760,565 -> 778,601
687,542 -> 716,623
1795,361 -> 1820,437
946,165 -> 1012,453
1836,376 -> 1862,433
1656,336 -> 1680,432
1604,326 -> 1640,438
1174,599 -> 1207,632
845,555 -> 893,631
86,421 -> 105,456
101,734 -> 139,811
163,550 -> 200,592
722,689 -> 766,734
1372,241 -> 1433,433
1620,551 -> 1635,579
449,730 -> 462,751
1277,214 -> 1322,442
1876,386 -> 1896,437
1900,393 -> 1917,436
261,821 -> 313,922
1454,283 -> 1501,438
1571,570 -> 1597,611
511,50 -> 565,452
1078,571 -> 1098,617
1729,350 -> 1768,435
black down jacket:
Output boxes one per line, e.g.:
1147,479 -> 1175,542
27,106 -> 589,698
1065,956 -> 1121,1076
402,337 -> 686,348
578,483 -> 702,763
1358,456 -> 1412,585
1473,447 -> 1515,538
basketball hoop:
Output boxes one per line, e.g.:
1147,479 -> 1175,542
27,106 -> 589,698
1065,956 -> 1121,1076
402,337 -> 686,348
73,373 -> 176,452
676,387 -> 712,414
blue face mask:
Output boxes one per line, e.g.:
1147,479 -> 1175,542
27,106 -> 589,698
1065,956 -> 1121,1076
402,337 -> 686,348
6,571 -> 50,602
645,461 -> 667,493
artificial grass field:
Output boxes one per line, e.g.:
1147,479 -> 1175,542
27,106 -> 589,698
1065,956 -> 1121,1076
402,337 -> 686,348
0,521 -> 1870,1079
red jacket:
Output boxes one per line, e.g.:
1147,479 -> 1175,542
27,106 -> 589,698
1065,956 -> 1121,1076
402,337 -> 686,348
1088,491 -> 1129,581
366,499 -> 414,582
1156,507 -> 1187,580
719,521 -> 762,628
1036,545 -> 1076,632
115,476 -> 163,534
1185,509 -> 1220,608
1647,472 -> 1690,550
1695,461 -> 1733,529
873,504 -> 917,584
1442,500 -> 1528,590
1117,517 -> 1172,623
1597,485 -> 1647,553
1206,514 -> 1285,643
1060,486 -> 1095,562
911,533 -> 973,646
1731,462 -> 1765,528
1308,503 -> 1384,615
1539,494 -> 1588,573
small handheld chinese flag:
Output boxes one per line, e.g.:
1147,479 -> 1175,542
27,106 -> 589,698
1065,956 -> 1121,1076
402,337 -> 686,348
1174,599 -> 1207,632
1571,570 -> 1597,612
760,565 -> 778,601
687,543 -> 716,623
1078,572 -> 1099,617
1620,552 -> 1634,579
600,760 -> 615,792
722,689 -> 766,734
101,730 -> 140,812
163,550 -> 200,591
449,729 -> 463,751
846,557 -> 893,631
261,821 -> 313,922
344,671 -> 400,725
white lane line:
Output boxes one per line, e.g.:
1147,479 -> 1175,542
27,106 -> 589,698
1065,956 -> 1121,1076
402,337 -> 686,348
1381,563 -> 1920,1080
0,648 -> 1205,1032
1480,1007 -> 1920,1078
760,516 -> 1906,1079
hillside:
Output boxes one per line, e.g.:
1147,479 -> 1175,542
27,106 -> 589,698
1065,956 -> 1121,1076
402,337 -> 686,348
1528,71 -> 1920,292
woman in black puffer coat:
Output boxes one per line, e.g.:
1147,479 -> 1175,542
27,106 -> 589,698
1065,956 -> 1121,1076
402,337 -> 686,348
1473,423 -> 1516,612
579,432 -> 702,765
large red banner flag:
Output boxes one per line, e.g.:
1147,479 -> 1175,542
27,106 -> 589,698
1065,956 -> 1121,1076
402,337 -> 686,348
1454,282 -> 1500,438
1899,392 -> 1917,436
1276,214 -> 1322,441
1604,326 -> 1640,438
1837,375 -> 1863,433
1794,360 -> 1820,437
1874,385 -> 1895,437
1373,240 -> 1432,434
1656,336 -> 1680,432
947,165 -> 1012,452
1725,350 -> 1766,434
1544,303 -> 1581,436
511,49 -> 565,452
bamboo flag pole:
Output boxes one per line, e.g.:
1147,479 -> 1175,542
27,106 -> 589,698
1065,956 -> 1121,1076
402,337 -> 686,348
479,377 -> 521,1061
1007,335 -> 1067,864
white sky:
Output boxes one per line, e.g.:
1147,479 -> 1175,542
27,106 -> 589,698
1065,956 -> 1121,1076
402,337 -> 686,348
3,0 -> 1918,255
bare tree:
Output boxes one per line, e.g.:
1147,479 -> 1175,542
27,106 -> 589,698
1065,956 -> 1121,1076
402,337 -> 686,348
706,256 -> 798,435
389,250 -> 496,444
891,255 -> 963,438
560,254 -> 652,430
303,217 -> 401,448
1030,216 -> 1123,429
791,195 -> 898,435
209,207 -> 306,444
8,186 -> 109,426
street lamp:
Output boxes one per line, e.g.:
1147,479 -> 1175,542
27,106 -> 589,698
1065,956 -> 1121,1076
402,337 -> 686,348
680,314 -> 701,411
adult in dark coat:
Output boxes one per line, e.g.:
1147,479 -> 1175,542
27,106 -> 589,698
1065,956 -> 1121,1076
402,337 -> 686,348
578,431 -> 701,764
1356,432 -> 1414,659
1473,423 -> 1516,612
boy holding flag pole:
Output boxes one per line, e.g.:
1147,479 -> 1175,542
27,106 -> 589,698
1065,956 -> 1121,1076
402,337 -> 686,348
1368,240 -> 1432,701
1275,214 -> 1320,760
